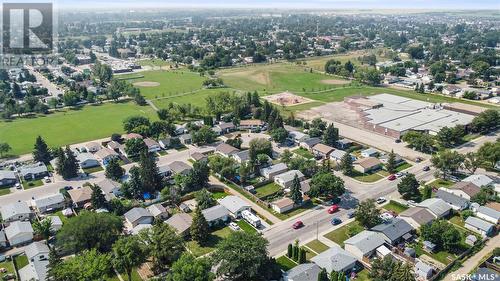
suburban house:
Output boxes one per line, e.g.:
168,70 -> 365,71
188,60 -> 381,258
131,224 -> 153,235
0,170 -> 17,186
94,147 -> 119,165
418,198 -> 452,218
442,84 -> 462,96
96,178 -> 122,200
464,217 -> 494,237
168,161 -> 192,176
284,263 -> 322,281
380,153 -> 403,165
288,131 -> 310,144
310,245 -> 357,273
329,149 -> 351,162
123,133 -> 143,140
436,189 -> 470,211
260,163 -> 288,180
239,119 -> 264,130
311,143 -> 335,159
18,241 -> 50,281
271,197 -> 295,214
215,122 -> 236,134
68,186 -> 93,208
25,241 -> 50,262
415,261 -> 434,280
179,134 -> 192,145
446,181 -> 481,200
34,193 -> 66,214
0,201 -> 33,223
371,218 -> 414,245
107,141 -> 125,154
47,216 -> 63,232
5,221 -> 33,246
144,138 -> 162,153
191,152 -> 208,162
274,170 -> 305,188
147,204 -> 169,221
476,206 -> 500,224
202,205 -> 230,226
299,137 -> 321,150
232,150 -> 250,164
344,230 -> 385,260
76,153 -> 100,169
361,148 -> 379,158
399,207 -> 436,229
353,157 -> 382,173
300,179 -> 311,194
18,163 -> 48,180
462,174 -> 494,187
215,143 -> 240,157
84,142 -> 101,153
165,213 -> 193,236
174,124 -> 186,136
158,138 -> 173,149
218,195 -> 251,218
336,139 -> 352,150
124,207 -> 154,229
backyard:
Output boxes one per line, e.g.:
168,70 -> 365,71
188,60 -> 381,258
185,226 -> 232,257
254,182 -> 282,199
292,147 -> 315,159
0,259 -> 16,280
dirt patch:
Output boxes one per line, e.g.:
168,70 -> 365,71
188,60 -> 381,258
133,81 -> 160,87
262,91 -> 313,106
320,79 -> 350,85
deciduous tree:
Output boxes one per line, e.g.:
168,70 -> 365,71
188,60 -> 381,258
355,199 -> 382,228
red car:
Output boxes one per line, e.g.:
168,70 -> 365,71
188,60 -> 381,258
388,174 -> 397,181
327,205 -> 339,214
292,220 -> 304,229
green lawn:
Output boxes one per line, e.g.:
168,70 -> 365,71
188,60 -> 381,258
0,102 -> 158,156
305,239 -> 330,254
152,88 -> 232,109
236,220 -> 258,234
55,210 -> 71,224
276,256 -> 297,271
428,179 -> 454,189
211,191 -> 228,199
120,70 -> 206,99
14,254 -> 29,269
22,179 -> 44,189
413,242 -> 457,265
137,58 -> 170,67
324,221 -> 363,246
351,170 -> 383,183
254,182 -> 282,199
382,200 -> 409,214
450,214 -> 466,227
395,162 -> 412,172
0,259 -> 16,280
106,268 -> 142,281
83,166 -> 103,174
186,227 -> 232,257
354,269 -> 371,281
0,186 -> 11,196
293,148 -> 315,159
273,201 -> 316,220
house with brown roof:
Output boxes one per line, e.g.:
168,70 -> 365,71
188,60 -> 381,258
271,197 -> 295,214
165,213 -> 193,236
215,143 -> 240,157
311,143 -> 335,159
399,207 -> 436,229
84,142 -> 101,153
353,157 -> 382,173
68,186 -> 93,208
143,138 -> 161,153
122,133 -> 143,141
239,119 -> 264,130
445,181 -> 481,200
191,152 -> 208,162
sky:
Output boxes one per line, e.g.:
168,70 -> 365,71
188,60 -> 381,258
56,0 -> 499,10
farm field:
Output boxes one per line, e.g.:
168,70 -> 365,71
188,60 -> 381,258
0,102 -> 157,156
119,70 -> 207,99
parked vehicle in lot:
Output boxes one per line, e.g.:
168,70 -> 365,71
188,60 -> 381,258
327,205 -> 339,214
388,174 -> 397,181
229,222 -> 241,231
376,197 -> 386,204
423,166 -> 430,171
347,210 -> 356,218
331,217 -> 342,225
64,186 -> 73,190
415,157 -> 423,163
395,139 -> 401,143
292,220 -> 304,229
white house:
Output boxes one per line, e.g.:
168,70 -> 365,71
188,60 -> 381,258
260,163 -> 288,180
464,217 -> 494,237
218,195 -> 251,218
344,230 -> 385,260
5,221 -> 34,246
0,201 -> 33,223
274,170 -> 305,188
144,138 -> 162,153
77,153 -> 100,169
476,206 -> 500,224
418,198 -> 452,218
361,148 -> 378,158
310,245 -> 357,273
124,208 -> 154,229
271,197 -> 295,214
462,174 -> 494,187
202,205 -> 230,226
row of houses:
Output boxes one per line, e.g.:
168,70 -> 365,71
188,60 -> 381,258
0,162 -> 50,187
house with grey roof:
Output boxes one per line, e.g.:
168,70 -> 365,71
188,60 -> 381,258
124,207 -> 153,229
464,217 -> 494,237
165,213 -> 193,236
178,134 -> 192,145
311,245 -> 357,273
344,230 -> 385,260
284,263 -> 321,281
476,206 -> 500,224
436,189 -> 470,211
232,150 -> 250,164
299,137 -> 321,150
5,221 -> 33,246
34,193 -> 66,214
202,205 -> 230,226
415,260 -> 434,280
462,174 -> 494,187
399,207 -> 435,229
329,149 -> 353,162
18,163 -> 48,180
25,241 -> 50,262
168,161 -> 192,176
418,198 -> 452,218
47,216 -> 63,232
144,138 -> 161,153
274,170 -> 305,188
76,153 -> 100,169
371,218 -> 414,245
97,178 -> 122,200
260,163 -> 288,180
217,195 -> 251,218
191,152 -> 208,162
0,230 -> 7,249
18,259 -> 49,281
361,148 -> 379,158
158,164 -> 173,178
288,131 -> 310,144
215,122 -> 235,134
0,201 -> 33,223
0,170 -> 17,186
147,204 -> 169,221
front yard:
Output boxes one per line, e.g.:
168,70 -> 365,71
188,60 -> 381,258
22,178 -> 44,189
83,166 -> 103,174
324,221 -> 363,246
236,220 -> 258,234
350,170 -> 384,183
14,254 -> 29,269
186,226 -> 232,257
382,200 -> 409,214
305,239 -> 329,254
276,255 -> 297,271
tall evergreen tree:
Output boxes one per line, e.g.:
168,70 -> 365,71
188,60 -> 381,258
139,151 -> 163,193
62,146 -> 78,179
386,150 -> 397,174
339,152 -> 354,175
323,124 -> 339,146
290,174 -> 303,205
46,247 -> 62,281
54,147 -> 66,176
317,268 -> 328,281
105,158 -> 124,180
33,136 -> 51,163
191,207 -> 209,245
90,184 -> 107,209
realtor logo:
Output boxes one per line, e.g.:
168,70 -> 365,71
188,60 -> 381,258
2,2 -> 54,54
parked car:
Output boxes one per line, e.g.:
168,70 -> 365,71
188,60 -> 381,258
292,220 -> 304,229
327,205 -> 339,214
395,139 -> 401,143
347,210 -> 356,218
64,186 -> 73,190
44,176 -> 51,183
415,157 -> 423,163
331,217 -> 342,225
229,222 -> 241,231
396,172 -> 404,178
15,183 -> 21,189
388,174 -> 397,181
376,197 -> 386,204
423,166 -> 430,171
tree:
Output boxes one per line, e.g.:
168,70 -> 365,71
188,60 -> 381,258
370,255 -> 401,281
281,149 -> 293,164
56,211 -> 123,253
123,116 -> 150,133
477,141 -> 500,169
309,172 -> 345,199
270,127 -> 288,143
50,249 -> 112,281
105,158 -> 124,180
166,253 -> 214,281
339,152 -> 354,175
471,109 -> 499,134
33,136 -> 51,163
323,124 -> 339,146
239,162 -> 251,185
462,152 -> 482,174
298,248 -> 306,264
329,271 -> 339,281
195,189 -> 216,210
61,146 -> 78,179
442,227 -> 462,252
431,150 -> 464,179
47,247 -> 62,281
395,262 -> 415,281
112,236 -> 147,281
32,219 -> 52,240
192,126 -> 218,145
138,151 -> 163,193
355,199 -> 381,228
421,220 -> 461,252
397,173 -> 420,200
287,244 -> 293,258
212,231 -> 271,281
471,187 -> 496,205
0,142 -> 12,158
191,207 -> 209,244
402,131 -> 434,153
140,223 -> 184,272
386,150 -> 397,174
290,174 -> 303,205
422,185 -> 433,200
90,184 -> 107,209
317,268 -> 328,281
124,138 -> 147,160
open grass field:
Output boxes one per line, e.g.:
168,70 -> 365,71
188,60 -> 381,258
119,70 -> 207,99
151,88 -> 231,109
137,58 -> 171,67
0,102 -> 157,156
302,48 -> 395,71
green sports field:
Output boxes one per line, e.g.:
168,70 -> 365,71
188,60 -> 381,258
151,88 -> 235,109
0,102 -> 157,156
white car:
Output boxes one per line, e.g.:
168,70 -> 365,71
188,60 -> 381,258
376,197 -> 386,204
15,183 -> 21,189
229,222 -> 241,231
